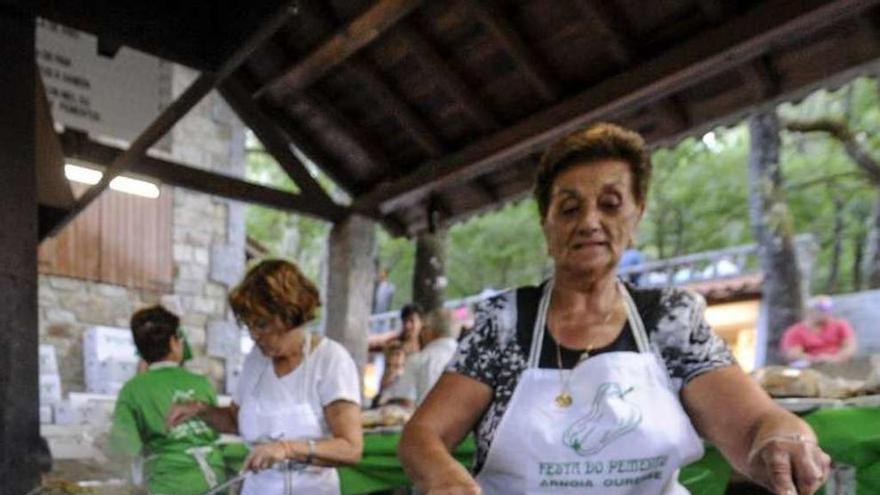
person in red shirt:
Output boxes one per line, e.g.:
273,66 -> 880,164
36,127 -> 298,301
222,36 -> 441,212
781,296 -> 857,364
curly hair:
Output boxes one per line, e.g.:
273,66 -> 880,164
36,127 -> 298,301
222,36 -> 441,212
534,123 -> 651,219
229,259 -> 321,332
130,305 -> 180,363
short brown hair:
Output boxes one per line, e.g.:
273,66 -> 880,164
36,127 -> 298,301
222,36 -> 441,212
229,259 -> 321,331
131,305 -> 180,363
534,123 -> 651,219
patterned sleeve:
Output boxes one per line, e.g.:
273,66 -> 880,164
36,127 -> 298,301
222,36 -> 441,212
445,293 -> 512,388
652,289 -> 736,387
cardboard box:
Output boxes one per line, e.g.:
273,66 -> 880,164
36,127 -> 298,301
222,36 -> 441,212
39,374 -> 63,405
39,344 -> 59,375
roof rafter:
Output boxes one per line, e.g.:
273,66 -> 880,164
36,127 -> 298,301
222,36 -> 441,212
345,57 -> 445,157
60,131 -> 348,222
464,0 -> 560,102
220,77 -> 338,208
47,0 -> 299,238
254,0 -> 424,100
570,0 -> 637,67
352,0 -> 880,217
394,23 -> 499,132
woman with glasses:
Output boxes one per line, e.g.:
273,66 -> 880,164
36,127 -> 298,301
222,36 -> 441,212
166,259 -> 362,494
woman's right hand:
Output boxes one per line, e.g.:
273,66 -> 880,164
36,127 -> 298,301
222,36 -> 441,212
165,401 -> 205,429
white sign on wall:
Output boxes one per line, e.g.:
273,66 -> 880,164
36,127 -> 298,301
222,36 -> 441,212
36,18 -> 170,143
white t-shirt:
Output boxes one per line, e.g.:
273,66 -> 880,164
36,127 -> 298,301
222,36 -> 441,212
235,336 -> 361,436
390,337 -> 458,405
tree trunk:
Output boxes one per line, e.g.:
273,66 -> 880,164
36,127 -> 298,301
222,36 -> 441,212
748,112 -> 805,365
412,228 -> 448,313
853,226 -> 866,291
866,195 -> 880,289
826,195 -> 845,293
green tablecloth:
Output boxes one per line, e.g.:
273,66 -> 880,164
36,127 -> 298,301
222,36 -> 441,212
221,407 -> 880,494
804,407 -> 880,494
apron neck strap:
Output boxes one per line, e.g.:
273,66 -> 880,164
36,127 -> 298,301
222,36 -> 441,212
528,278 -> 651,369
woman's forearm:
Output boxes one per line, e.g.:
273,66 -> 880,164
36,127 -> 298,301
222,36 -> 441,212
399,421 -> 476,491
196,405 -> 238,434
281,436 -> 363,466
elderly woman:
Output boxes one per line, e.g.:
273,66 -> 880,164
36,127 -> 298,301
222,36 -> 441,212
166,259 -> 362,494
399,124 -> 831,495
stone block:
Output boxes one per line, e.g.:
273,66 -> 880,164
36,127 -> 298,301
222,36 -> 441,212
185,325 -> 207,347
94,283 -> 129,298
49,276 -> 84,291
45,308 -> 76,324
177,263 -> 208,281
159,294 -> 183,314
39,283 -> 59,305
173,244 -> 193,263
206,319 -> 240,358
193,247 -> 210,266
210,244 -> 245,288
191,296 -> 219,315
205,282 -> 228,299
175,228 -> 213,247
46,323 -> 77,340
181,312 -> 209,328
173,277 -> 203,295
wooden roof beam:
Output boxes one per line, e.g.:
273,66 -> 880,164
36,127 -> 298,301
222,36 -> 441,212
570,0 -> 637,67
738,57 -> 781,100
698,0 -> 726,23
394,23 -> 499,132
59,131 -> 348,222
345,58 -> 445,157
46,1 -> 299,238
254,0 -> 424,101
353,0 -> 880,216
464,0 -> 560,102
220,77 -> 337,209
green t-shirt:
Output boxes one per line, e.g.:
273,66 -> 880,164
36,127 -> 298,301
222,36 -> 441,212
109,363 -> 226,494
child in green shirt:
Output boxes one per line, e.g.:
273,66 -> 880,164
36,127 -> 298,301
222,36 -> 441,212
108,305 -> 226,495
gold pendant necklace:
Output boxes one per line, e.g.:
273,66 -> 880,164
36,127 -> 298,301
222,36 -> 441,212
552,292 -> 619,408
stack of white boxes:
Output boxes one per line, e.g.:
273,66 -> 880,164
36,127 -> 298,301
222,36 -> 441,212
83,326 -> 139,395
39,344 -> 62,423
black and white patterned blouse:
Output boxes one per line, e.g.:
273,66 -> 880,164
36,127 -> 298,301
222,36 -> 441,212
446,282 -> 736,473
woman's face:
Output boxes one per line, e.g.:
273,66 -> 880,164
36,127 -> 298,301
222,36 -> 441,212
542,160 -> 644,279
246,317 -> 301,359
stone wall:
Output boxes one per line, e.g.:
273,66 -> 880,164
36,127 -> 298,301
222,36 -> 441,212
39,64 -> 246,394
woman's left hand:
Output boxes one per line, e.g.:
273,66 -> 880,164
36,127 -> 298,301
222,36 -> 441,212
243,441 -> 294,472
747,434 -> 832,495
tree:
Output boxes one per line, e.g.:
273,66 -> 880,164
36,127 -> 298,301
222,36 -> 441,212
412,228 -> 447,313
748,111 -> 805,364
782,117 -> 880,289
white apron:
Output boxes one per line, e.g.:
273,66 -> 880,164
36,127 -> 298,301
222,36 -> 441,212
238,333 -> 340,495
475,280 -> 704,494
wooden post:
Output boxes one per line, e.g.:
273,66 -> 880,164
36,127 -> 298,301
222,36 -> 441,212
325,215 -> 376,374
748,111 -> 804,365
412,228 -> 447,313
0,7 -> 41,494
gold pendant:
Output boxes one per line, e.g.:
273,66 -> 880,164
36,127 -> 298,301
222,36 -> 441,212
555,393 -> 573,408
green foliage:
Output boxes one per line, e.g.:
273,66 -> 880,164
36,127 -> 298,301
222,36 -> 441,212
641,128 -> 752,260
243,138 -> 330,282
446,199 -> 549,298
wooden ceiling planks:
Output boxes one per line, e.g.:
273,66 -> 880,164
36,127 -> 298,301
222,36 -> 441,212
41,0 -> 880,236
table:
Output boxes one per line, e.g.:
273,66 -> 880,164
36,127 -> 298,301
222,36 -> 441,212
222,407 -> 880,494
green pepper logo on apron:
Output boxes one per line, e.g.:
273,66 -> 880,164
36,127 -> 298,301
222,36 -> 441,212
562,382 -> 642,456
